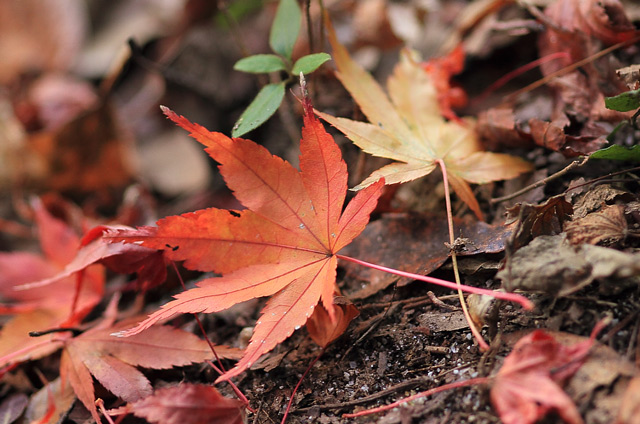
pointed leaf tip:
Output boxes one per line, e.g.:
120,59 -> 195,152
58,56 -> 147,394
161,106 -> 180,122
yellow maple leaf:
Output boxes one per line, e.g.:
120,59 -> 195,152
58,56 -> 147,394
317,27 -> 533,219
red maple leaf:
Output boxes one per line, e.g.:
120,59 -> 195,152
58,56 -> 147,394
421,44 -> 468,122
106,102 -> 384,382
491,325 -> 604,424
122,384 -> 245,424
0,198 -> 104,368
59,295 -> 242,423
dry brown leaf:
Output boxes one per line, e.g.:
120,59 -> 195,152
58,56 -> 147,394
340,213 -> 514,299
565,204 -> 627,245
506,195 -> 573,252
498,234 -> 640,295
571,184 -> 634,219
27,102 -> 134,192
616,64 -> 640,90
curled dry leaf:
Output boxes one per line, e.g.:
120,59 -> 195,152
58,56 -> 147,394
571,183 -> 634,219
616,64 -> 640,90
467,291 -> 500,330
506,195 -> 573,252
306,296 -> 359,348
317,20 -> 532,220
499,234 -> 640,296
565,204 -> 627,245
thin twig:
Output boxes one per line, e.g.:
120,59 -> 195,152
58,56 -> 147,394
217,0 -> 251,57
344,301 -> 400,360
436,159 -> 488,350
505,35 -> 640,102
305,0 -> 314,54
490,156 -> 588,204
295,375 -> 436,412
281,348 -> 325,423
561,165 -> 640,194
343,377 -> 490,418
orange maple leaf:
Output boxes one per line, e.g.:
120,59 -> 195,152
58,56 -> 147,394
106,103 -> 384,382
317,23 -> 532,219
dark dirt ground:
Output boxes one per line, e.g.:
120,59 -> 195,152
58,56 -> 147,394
3,1 -> 640,423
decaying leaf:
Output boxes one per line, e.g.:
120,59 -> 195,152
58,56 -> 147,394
340,212 -> 515,299
616,64 -> 640,90
318,21 -> 532,219
571,183 -> 634,219
476,107 -> 534,150
565,204 -> 627,245
27,102 -> 134,192
126,384 -> 245,424
506,195 -> 573,252
106,103 -> 384,382
498,234 -> 640,295
558,332 -> 637,424
306,296 -> 359,348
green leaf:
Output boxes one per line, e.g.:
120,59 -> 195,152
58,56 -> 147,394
292,53 -> 332,75
234,54 -> 287,74
605,89 -> 640,112
590,144 -> 640,162
232,82 -> 286,137
269,0 -> 301,59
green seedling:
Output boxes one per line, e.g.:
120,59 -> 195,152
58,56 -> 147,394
232,0 -> 331,137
